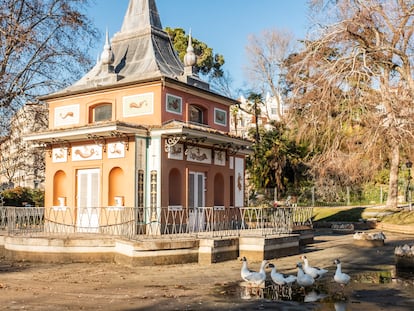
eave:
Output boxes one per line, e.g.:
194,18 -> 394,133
23,121 -> 148,144
151,121 -> 254,155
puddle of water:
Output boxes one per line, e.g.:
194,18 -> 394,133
217,268 -> 414,310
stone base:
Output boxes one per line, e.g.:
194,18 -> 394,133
4,248 -> 114,263
0,231 -> 308,265
198,237 -> 239,265
115,249 -> 199,266
2,235 -> 116,263
114,239 -> 199,266
239,234 -> 300,261
293,226 -> 314,245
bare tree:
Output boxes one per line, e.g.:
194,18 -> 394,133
0,103 -> 47,189
286,0 -> 414,208
0,0 -> 98,134
0,138 -> 22,187
244,29 -> 298,120
208,70 -> 240,99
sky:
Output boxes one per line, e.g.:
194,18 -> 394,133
87,0 -> 309,91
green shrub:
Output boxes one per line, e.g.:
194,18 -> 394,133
1,187 -> 44,207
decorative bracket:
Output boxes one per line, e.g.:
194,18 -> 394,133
164,134 -> 186,153
226,143 -> 239,156
213,142 -> 245,157
87,134 -> 107,152
110,131 -> 130,151
51,139 -> 71,156
44,142 -> 53,158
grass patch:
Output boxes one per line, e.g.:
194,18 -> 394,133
378,210 -> 414,225
312,207 -> 414,225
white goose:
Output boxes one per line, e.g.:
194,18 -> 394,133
333,259 -> 350,287
268,263 -> 296,286
245,259 -> 268,286
240,257 -> 268,286
240,256 -> 253,282
296,262 -> 315,287
301,255 -> 328,279
269,263 -> 297,299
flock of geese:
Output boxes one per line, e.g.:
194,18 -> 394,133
240,255 -> 351,299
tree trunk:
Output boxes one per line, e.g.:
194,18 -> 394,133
386,143 -> 400,208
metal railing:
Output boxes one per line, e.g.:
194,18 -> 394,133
0,206 -> 313,239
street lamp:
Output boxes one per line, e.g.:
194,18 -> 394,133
406,161 -> 412,210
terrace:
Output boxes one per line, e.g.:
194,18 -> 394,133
0,206 -> 313,265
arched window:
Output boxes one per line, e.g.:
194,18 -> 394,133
189,105 -> 206,125
90,103 -> 112,123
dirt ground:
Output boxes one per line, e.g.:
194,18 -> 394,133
1,230 -> 414,311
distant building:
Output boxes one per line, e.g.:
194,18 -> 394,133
230,92 -> 289,138
0,103 -> 47,190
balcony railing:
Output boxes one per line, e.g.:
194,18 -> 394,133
0,206 -> 313,239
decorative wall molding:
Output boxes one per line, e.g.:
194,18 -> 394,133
166,94 -> 182,115
214,108 -> 227,126
186,147 -> 211,164
52,148 -> 68,163
110,131 -> 129,151
167,143 -> 183,160
54,104 -> 80,126
72,144 -> 103,161
214,150 -> 225,166
234,157 -> 244,207
107,142 -> 125,159
123,93 -> 154,117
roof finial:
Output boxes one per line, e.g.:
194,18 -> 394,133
184,29 -> 196,67
100,28 -> 114,66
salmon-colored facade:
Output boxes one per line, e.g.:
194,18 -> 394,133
41,79 -> 249,207
25,0 -> 251,233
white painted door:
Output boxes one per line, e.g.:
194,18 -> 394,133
77,168 -> 100,232
188,171 -> 205,231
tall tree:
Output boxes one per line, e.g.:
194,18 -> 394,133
243,30 -> 306,199
245,28 -> 298,120
246,93 -> 263,144
0,0 -> 98,134
246,120 -> 308,199
286,0 -> 414,208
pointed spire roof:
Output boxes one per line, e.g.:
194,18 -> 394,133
121,0 -> 162,32
66,0 -> 184,91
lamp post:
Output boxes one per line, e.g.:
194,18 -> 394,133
406,161 -> 412,210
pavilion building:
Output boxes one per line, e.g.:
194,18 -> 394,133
25,0 -> 252,234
